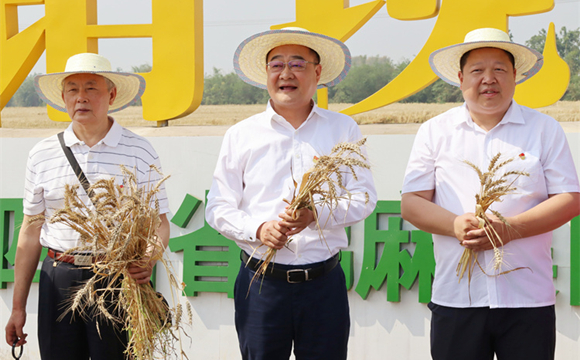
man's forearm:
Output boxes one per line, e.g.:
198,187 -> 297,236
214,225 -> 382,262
401,191 -> 457,238
12,215 -> 43,311
508,192 -> 580,239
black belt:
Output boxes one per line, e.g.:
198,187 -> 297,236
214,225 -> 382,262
241,251 -> 340,283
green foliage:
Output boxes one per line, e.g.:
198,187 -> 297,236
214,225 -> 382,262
131,63 -> 152,73
6,74 -> 44,107
202,68 -> 268,105
329,55 -> 398,103
6,27 -> 580,106
526,26 -> 580,100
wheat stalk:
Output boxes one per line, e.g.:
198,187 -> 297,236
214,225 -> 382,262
248,138 -> 371,289
457,152 -> 530,288
35,165 -> 191,360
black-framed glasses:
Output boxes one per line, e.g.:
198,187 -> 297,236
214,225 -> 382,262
266,60 -> 318,73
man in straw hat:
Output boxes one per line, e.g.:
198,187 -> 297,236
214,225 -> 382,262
5,53 -> 170,360
401,28 -> 580,359
206,28 -> 376,359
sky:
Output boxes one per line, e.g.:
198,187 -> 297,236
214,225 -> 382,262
14,0 -> 580,76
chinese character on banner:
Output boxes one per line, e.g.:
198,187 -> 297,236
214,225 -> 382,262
339,0 -> 566,115
355,201 -> 435,303
0,198 -> 47,288
169,193 -> 241,298
0,0 -> 203,125
271,0 -> 385,109
571,216 -> 580,306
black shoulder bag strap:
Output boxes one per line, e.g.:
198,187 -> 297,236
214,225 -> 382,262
57,132 -> 95,199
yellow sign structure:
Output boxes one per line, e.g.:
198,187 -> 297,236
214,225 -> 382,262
514,22 -> 569,106
272,0 -> 386,109
340,0 -> 568,115
0,0 -> 203,126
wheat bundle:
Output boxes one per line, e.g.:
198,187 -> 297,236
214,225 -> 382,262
457,152 -> 530,286
248,138 -> 371,286
35,165 -> 190,360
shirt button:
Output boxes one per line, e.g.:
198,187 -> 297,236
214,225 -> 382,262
295,154 -> 300,159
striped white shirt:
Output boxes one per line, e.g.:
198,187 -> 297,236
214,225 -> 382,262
23,118 -> 169,252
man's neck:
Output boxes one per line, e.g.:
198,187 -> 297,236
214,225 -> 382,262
468,105 -> 511,132
72,117 -> 113,148
272,101 -> 314,129
470,114 -> 502,132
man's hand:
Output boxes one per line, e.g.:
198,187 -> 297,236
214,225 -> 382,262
127,260 -> 155,284
257,220 -> 289,250
453,213 -> 480,242
278,207 -> 315,237
127,214 -> 169,284
5,309 -> 27,347
461,213 -> 514,251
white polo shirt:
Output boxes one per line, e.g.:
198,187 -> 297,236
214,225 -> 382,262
402,101 -> 579,308
23,119 -> 170,252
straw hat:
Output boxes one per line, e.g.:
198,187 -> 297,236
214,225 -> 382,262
429,28 -> 543,86
34,53 -> 146,113
234,27 -> 351,89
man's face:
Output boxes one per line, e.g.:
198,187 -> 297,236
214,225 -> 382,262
458,47 -> 516,122
266,44 -> 321,113
61,73 -> 116,125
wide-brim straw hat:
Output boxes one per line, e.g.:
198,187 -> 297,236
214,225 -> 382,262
234,27 -> 351,89
429,28 -> 543,86
34,53 -> 146,113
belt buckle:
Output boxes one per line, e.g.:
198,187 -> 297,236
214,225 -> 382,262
73,255 -> 92,266
287,269 -> 310,283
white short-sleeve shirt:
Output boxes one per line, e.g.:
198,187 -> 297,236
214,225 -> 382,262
206,101 -> 377,265
23,119 -> 170,252
402,101 -> 580,308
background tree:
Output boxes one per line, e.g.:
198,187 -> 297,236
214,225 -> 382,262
202,68 -> 268,105
526,26 -> 580,100
6,27 -> 579,106
6,74 -> 43,107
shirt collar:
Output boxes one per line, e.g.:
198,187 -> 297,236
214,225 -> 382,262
266,100 -> 327,129
456,100 -> 525,130
63,116 -> 122,147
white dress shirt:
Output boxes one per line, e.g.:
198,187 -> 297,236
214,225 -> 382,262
402,101 -> 579,308
23,119 -> 170,252
206,101 -> 377,265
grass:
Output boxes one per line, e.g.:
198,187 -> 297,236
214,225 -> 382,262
1,101 -> 578,128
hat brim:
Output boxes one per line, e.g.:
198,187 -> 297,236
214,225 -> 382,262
34,71 -> 146,113
234,29 -> 351,89
429,41 -> 543,86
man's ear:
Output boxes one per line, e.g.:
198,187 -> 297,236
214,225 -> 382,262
458,71 -> 464,90
109,86 -> 118,105
315,64 -> 322,82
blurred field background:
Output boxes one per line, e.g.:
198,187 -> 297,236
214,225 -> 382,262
1,101 -> 578,129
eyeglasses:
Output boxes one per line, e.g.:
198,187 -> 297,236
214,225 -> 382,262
266,60 -> 318,73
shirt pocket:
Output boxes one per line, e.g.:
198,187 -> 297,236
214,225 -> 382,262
504,151 -> 546,201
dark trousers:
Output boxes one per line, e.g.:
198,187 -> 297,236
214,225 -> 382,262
234,261 -> 350,360
429,302 -> 556,360
38,256 -> 128,360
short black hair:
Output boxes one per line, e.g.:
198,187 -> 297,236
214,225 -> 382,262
266,47 -> 320,64
459,48 -> 515,72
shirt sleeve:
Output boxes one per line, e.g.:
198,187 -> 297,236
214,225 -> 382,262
205,130 -> 263,244
137,140 -> 170,215
541,122 -> 580,194
310,125 -> 377,230
401,122 -> 436,194
23,152 -> 45,216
